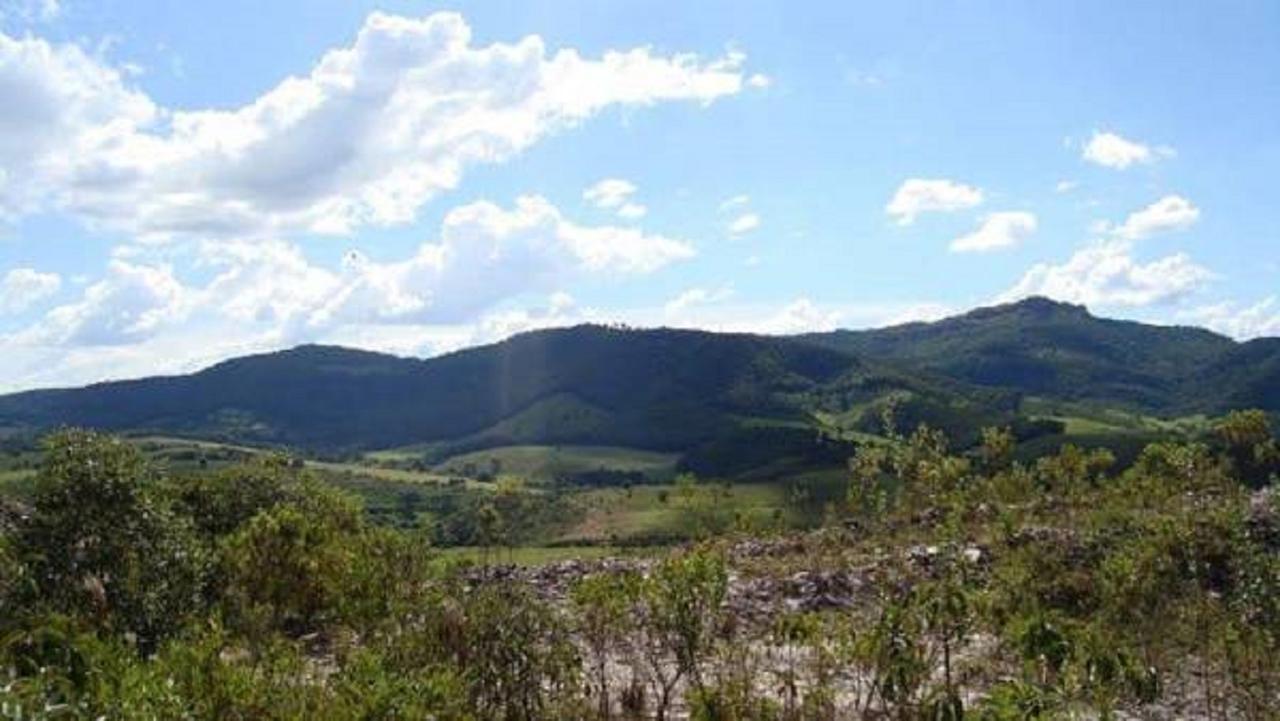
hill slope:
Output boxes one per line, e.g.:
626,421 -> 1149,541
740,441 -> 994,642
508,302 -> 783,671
799,297 -> 1276,414
0,326 -> 1010,452
0,298 -> 1274,453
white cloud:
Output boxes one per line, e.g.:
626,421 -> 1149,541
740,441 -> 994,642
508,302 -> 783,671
246,195 -> 693,332
950,211 -> 1037,253
0,31 -> 157,222
753,298 -> 841,334
656,296 -> 843,334
1081,130 -> 1174,170
747,73 -> 771,88
13,195 -> 694,349
1000,239 -> 1214,308
718,194 -> 750,212
583,178 -> 637,209
1179,297 -> 1280,340
0,12 -> 749,239
616,202 -> 647,220
727,212 -> 760,236
1112,195 -> 1199,240
664,285 -> 734,315
0,267 -> 61,313
2,291 -> 977,391
470,292 -> 582,344
20,260 -> 189,346
1054,180 -> 1077,193
584,179 -> 648,221
885,178 -> 983,225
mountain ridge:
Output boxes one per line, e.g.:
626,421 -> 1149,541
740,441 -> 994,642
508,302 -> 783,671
0,298 -> 1274,453
798,297 -> 1263,414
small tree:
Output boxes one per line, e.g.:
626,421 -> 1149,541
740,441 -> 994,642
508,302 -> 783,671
571,571 -> 640,719
219,482 -> 364,638
19,429 -> 208,652
1214,409 -> 1279,487
637,549 -> 728,720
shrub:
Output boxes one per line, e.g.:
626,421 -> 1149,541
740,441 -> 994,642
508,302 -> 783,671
17,430 -> 208,651
219,482 -> 364,637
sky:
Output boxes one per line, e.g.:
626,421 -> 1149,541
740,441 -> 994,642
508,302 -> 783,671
0,0 -> 1278,391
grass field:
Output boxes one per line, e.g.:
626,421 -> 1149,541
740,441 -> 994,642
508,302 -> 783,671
1019,398 -> 1214,437
1,434 -> 846,553
433,444 -> 679,484
306,460 -> 462,486
557,481 -> 793,544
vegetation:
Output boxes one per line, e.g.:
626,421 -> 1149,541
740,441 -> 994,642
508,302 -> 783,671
1,410 -> 1276,718
10,298 -> 1272,458
801,296 -> 1280,417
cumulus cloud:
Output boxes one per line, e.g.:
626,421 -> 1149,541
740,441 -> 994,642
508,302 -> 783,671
1082,130 -> 1173,170
727,212 -> 760,237
664,285 -> 734,315
716,194 -> 760,236
616,202 -> 647,220
583,178 -> 637,209
1000,239 -> 1214,308
950,211 -> 1037,253
14,195 -> 694,348
0,267 -> 61,313
1179,297 -> 1280,340
0,12 -> 749,238
885,178 -> 983,225
0,32 -> 157,221
470,291 -> 581,344
584,179 -> 648,221
753,298 -> 841,334
1111,195 -> 1200,240
18,260 -> 189,346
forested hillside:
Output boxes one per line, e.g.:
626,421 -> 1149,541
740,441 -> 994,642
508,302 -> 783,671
0,298 -> 1274,459
0,326 -> 1013,453
800,297 -> 1279,414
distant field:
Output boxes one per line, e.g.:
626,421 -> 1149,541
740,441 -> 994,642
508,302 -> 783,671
435,544 -> 649,566
558,481 -> 791,545
1020,398 -> 1214,437
307,460 -> 462,486
433,444 -> 679,484
0,433 -> 848,547
362,443 -> 445,464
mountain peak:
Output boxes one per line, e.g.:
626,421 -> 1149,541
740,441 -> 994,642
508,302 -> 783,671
968,296 -> 1091,321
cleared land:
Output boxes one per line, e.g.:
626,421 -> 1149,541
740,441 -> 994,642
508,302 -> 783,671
432,444 -> 679,483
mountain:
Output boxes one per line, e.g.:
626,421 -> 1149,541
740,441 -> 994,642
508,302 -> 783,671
0,298 -> 1274,455
0,326 -> 1013,453
799,297 -> 1277,415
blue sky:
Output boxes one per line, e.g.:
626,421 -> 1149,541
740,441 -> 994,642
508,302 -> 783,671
0,0 -> 1277,389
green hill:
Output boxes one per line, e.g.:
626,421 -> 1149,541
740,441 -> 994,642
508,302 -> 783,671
0,298 -> 1273,456
799,296 -> 1276,415
0,326 -> 1008,453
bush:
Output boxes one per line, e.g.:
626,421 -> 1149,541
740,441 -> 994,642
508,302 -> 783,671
17,430 -> 208,651
219,482 -> 365,637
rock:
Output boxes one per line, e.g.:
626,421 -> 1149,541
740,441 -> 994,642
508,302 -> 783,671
0,498 -> 29,536
1246,488 -> 1279,551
